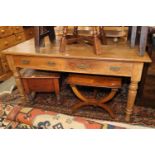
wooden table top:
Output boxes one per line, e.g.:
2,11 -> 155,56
2,37 -> 152,63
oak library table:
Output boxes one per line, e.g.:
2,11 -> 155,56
2,37 -> 151,122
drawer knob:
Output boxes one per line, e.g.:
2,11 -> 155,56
47,61 -> 56,66
77,64 -> 89,69
1,29 -> 5,33
110,66 -> 121,71
21,60 -> 30,65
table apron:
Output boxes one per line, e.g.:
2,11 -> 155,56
12,55 -> 135,77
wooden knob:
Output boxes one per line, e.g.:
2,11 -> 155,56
1,29 -> 5,33
18,36 -> 21,40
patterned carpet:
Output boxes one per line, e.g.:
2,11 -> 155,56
1,83 -> 155,128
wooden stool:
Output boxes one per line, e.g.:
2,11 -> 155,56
21,69 -> 60,103
66,74 -> 122,118
59,26 -> 107,55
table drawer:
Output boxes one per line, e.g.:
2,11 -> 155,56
0,27 -> 13,38
15,32 -> 26,44
65,59 -> 133,76
0,35 -> 16,50
14,56 -> 66,71
13,56 -> 133,76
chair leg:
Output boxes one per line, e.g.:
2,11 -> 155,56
98,89 -> 118,104
34,26 -> 43,50
98,104 -> 115,118
70,84 -> 91,103
99,26 -> 107,45
59,26 -> 68,53
70,84 -> 116,118
46,26 -> 56,42
93,26 -> 102,55
39,27 -> 45,47
73,26 -> 78,37
72,102 -> 88,113
97,88 -> 118,118
71,100 -> 115,118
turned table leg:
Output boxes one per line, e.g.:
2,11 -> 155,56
125,63 -> 144,122
125,80 -> 138,122
12,68 -> 29,103
6,56 -> 29,103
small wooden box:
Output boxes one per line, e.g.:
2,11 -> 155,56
21,69 -> 60,100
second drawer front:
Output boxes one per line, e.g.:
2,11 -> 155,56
65,59 -> 133,76
15,32 -> 26,44
13,56 -> 133,76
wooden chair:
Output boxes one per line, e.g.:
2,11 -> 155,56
66,74 -> 122,118
59,26 -> 107,55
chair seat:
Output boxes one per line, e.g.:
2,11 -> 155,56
66,74 -> 121,89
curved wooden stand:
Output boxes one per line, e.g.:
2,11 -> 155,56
70,84 -> 118,118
